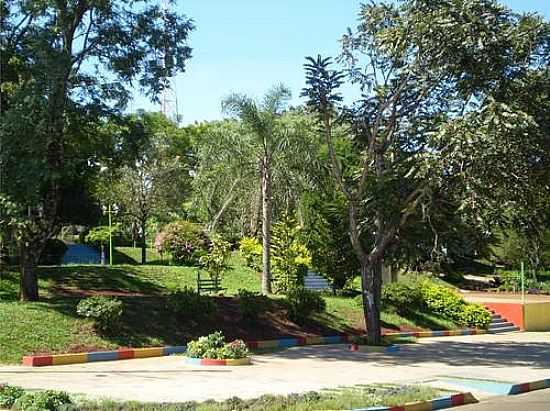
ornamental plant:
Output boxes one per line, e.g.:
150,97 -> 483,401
157,221 -> 210,265
0,384 -> 25,409
76,296 -> 124,333
13,390 -> 72,411
199,234 -> 232,283
239,236 -> 262,271
186,332 -> 249,360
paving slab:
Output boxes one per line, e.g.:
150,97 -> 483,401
0,332 -> 548,403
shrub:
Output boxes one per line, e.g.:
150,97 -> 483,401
0,384 -> 25,408
239,236 -> 262,271
39,239 -> 68,265
271,215 -> 311,294
420,280 -> 466,321
460,303 -> 492,329
76,296 -> 123,333
186,332 -> 249,360
285,287 -> 326,324
157,221 -> 210,265
13,390 -> 72,411
237,289 -> 266,323
166,287 -> 215,321
220,339 -> 249,359
381,281 -> 424,314
199,234 -> 232,283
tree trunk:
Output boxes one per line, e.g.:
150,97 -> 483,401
140,220 -> 147,265
19,242 -> 40,301
360,258 -> 383,345
261,163 -> 272,295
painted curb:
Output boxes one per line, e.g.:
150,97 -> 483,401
350,392 -> 478,411
22,346 -> 186,367
184,357 -> 251,366
349,344 -> 401,353
508,378 -> 550,395
21,328 -> 485,367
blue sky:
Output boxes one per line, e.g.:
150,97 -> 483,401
130,0 -> 549,125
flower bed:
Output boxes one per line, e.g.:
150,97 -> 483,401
185,332 -> 251,366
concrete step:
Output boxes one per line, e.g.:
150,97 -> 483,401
491,314 -> 501,319
488,326 -> 520,334
490,318 -> 507,324
489,321 -> 515,329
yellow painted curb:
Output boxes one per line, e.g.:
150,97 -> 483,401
225,358 -> 252,366
257,340 -> 279,349
305,336 -> 322,345
51,353 -> 88,365
133,347 -> 164,358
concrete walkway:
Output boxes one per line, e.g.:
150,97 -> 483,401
0,332 -> 548,403
458,389 -> 550,410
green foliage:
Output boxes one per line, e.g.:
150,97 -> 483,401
238,237 -> 263,271
166,287 -> 215,321
186,332 -> 249,360
157,221 -> 210,265
284,287 -> 326,324
237,289 -> 266,323
381,282 -> 424,315
460,304 -> 492,329
220,339 -> 249,359
420,280 -> 490,329
85,225 -> 120,246
271,215 -> 312,294
13,390 -> 72,411
76,296 -> 123,333
38,239 -> 68,266
199,235 -> 232,282
0,384 -> 25,409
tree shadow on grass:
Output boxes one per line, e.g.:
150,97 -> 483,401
38,265 -> 166,296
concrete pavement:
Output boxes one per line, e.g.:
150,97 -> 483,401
0,332 -> 548,403
457,389 -> 550,410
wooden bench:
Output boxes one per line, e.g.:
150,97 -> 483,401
197,271 -> 225,294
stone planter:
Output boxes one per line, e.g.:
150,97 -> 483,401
184,357 -> 252,366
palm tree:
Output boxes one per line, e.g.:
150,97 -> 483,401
222,85 -> 292,295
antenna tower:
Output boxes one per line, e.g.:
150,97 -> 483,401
160,0 -> 180,124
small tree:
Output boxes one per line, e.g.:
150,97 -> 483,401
85,225 -> 120,265
199,235 -> 232,285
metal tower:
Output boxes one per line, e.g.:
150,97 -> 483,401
160,0 -> 180,124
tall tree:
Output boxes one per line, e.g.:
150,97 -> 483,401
302,0 -> 548,343
0,0 -> 193,300
222,87 -> 318,294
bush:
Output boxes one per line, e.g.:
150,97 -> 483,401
13,390 -> 72,411
271,215 -> 311,294
239,237 -> 262,271
156,221 -> 210,265
237,289 -> 266,323
165,287 -> 215,321
0,384 -> 25,408
39,239 -> 68,265
76,296 -> 123,333
381,281 -> 424,314
199,235 -> 232,283
186,332 -> 249,360
460,303 -> 492,329
420,280 -> 466,321
285,287 -> 326,324
220,339 -> 249,359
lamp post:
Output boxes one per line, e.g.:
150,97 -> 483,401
108,203 -> 113,266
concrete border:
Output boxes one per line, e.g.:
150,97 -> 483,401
184,357 -> 251,366
508,378 -> 550,395
21,328 -> 486,367
352,392 -> 478,411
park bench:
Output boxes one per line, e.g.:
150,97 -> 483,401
197,270 -> 225,294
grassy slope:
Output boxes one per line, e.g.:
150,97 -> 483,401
0,252 -> 457,364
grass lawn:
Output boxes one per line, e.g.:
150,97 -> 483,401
0,253 -> 459,364
63,384 -> 442,411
